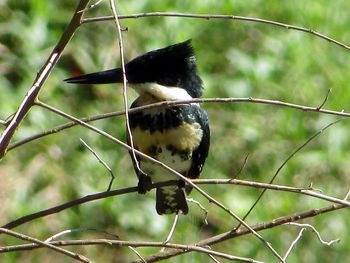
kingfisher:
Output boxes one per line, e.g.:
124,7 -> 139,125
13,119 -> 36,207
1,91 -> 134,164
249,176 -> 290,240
65,40 -> 210,215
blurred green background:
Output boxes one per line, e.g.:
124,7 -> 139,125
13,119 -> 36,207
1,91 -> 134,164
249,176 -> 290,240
1,1 -> 349,262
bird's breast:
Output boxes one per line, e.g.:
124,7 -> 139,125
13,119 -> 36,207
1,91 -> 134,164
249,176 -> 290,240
130,105 -> 203,175
132,121 -> 203,156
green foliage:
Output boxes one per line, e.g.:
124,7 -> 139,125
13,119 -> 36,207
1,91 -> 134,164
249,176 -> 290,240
1,1 -> 349,262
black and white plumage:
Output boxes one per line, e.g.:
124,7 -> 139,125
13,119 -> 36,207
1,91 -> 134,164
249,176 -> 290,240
65,40 -> 210,215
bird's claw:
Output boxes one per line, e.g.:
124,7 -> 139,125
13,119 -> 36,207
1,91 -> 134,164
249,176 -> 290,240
137,174 -> 153,194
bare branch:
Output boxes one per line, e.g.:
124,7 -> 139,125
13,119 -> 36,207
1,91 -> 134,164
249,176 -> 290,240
128,246 -> 146,263
193,179 -> 350,206
33,100 -> 284,261
78,0 -> 105,13
82,12 -> 350,53
3,178 -> 348,231
80,138 -> 115,191
44,228 -> 119,243
239,119 -> 341,225
344,188 -> 350,200
0,228 -> 91,262
0,239 -> 264,263
285,223 -> 340,246
109,0 -> 142,175
283,227 -> 306,261
2,204 -> 346,262
9,97 -> 350,152
316,89 -> 332,110
186,198 -> 209,225
160,214 -> 179,252
135,204 -> 347,262
0,0 -> 90,159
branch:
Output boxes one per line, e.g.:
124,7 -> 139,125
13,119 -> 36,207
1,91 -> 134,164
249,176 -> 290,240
239,119 -> 341,225
2,204 -> 346,262
0,228 -> 90,262
33,100 -> 284,261
8,97 -> 350,152
3,178 -> 348,232
0,239 -> 263,263
285,223 -> 340,246
0,0 -> 90,159
109,0 -> 142,174
135,204 -> 347,262
80,138 -> 115,191
82,12 -> 350,52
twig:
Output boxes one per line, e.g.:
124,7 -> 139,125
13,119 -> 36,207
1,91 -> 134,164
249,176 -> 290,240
2,204 -> 346,262
80,138 -> 115,191
81,12 -> 350,53
78,0 -> 105,13
235,154 -> 250,178
285,223 -> 340,246
109,0 -> 142,175
208,254 -> 221,263
186,198 -> 209,225
129,246 -> 146,263
33,100 -> 285,262
0,239 -> 264,263
238,119 -> 341,226
3,178 -> 348,231
344,188 -> 350,200
0,0 -> 90,159
9,97 -> 350,152
135,204 -> 347,262
44,228 -> 119,243
193,179 -> 350,206
316,89 -> 332,110
283,227 -> 306,261
0,228 -> 91,262
160,214 -> 179,252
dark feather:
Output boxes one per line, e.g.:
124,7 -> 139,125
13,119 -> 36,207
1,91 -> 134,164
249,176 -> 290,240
64,39 -> 203,98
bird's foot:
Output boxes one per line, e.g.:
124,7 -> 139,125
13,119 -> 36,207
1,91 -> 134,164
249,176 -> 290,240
177,179 -> 186,189
137,174 -> 153,194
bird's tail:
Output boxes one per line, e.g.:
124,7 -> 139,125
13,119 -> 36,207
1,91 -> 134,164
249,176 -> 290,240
156,186 -> 188,215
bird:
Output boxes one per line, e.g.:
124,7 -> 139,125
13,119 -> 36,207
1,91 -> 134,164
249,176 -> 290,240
65,39 -> 210,215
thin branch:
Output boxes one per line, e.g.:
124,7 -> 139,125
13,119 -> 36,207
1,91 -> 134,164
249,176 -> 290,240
193,179 -> 350,207
160,214 -> 179,252
2,204 -> 346,262
44,228 -> 119,243
283,227 -> 306,261
0,239 -> 264,263
208,253 -> 221,263
235,153 -> 250,178
285,223 -> 340,246
186,198 -> 209,225
9,97 -> 350,152
3,178 -> 349,231
80,138 -> 115,191
78,0 -> 105,13
0,228 -> 90,262
0,0 -> 90,159
128,246 -> 146,263
109,0 -> 142,175
33,100 -> 284,261
238,119 -> 341,225
344,188 -> 350,200
316,89 -> 332,110
135,204 -> 347,262
82,12 -> 350,52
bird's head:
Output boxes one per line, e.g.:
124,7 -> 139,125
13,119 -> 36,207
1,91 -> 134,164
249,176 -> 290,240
64,40 -> 203,98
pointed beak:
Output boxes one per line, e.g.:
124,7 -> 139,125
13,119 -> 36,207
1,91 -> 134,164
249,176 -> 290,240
64,68 -> 123,84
